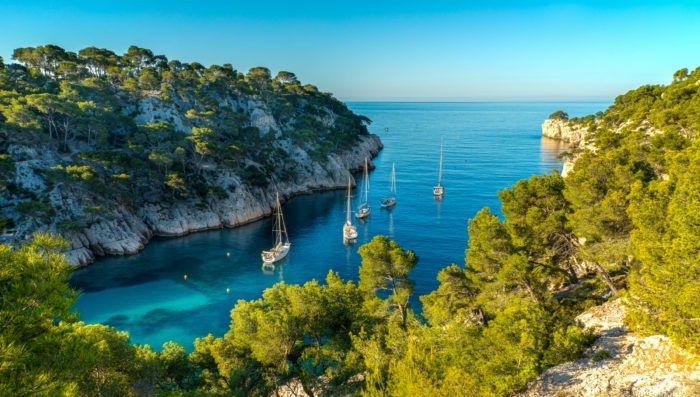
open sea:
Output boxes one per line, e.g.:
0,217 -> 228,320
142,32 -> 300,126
70,101 -> 609,350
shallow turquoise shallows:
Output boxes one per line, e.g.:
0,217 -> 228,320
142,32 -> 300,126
70,102 -> 608,350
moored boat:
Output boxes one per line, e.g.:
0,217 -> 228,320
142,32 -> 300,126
355,157 -> 371,219
433,138 -> 445,197
261,192 -> 291,264
380,162 -> 397,208
343,177 -> 358,242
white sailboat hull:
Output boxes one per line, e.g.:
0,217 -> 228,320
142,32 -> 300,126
434,139 -> 444,197
343,176 -> 359,242
382,162 -> 397,208
261,192 -> 291,265
355,204 -> 371,219
356,158 -> 371,220
380,197 -> 396,208
343,223 -> 358,241
261,242 -> 291,263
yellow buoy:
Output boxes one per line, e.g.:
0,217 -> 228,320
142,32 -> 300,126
227,252 -> 230,257
226,288 -> 230,294
183,274 -> 188,280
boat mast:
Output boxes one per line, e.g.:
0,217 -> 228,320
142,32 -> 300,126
438,139 -> 443,187
274,192 -> 288,244
346,177 -> 352,223
391,162 -> 396,195
363,157 -> 369,203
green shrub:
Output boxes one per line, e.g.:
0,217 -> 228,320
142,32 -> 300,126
549,110 -> 569,120
244,165 -> 268,187
543,326 -> 595,367
16,200 -> 56,221
591,350 -> 612,363
207,186 -> 228,199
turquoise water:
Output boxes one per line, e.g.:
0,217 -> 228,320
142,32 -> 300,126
70,102 -> 609,350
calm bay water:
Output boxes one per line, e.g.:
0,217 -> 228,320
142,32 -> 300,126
70,102 -> 608,349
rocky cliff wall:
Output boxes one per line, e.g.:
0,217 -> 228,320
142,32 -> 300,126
58,134 -> 382,266
541,119 -> 593,177
541,119 -> 591,146
2,88 -> 383,266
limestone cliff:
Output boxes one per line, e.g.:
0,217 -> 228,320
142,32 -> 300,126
541,119 -> 591,146
4,132 -> 381,266
542,116 -> 665,177
541,119 -> 593,177
0,62 -> 383,265
63,134 -> 381,266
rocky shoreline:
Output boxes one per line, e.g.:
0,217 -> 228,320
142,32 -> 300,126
58,134 -> 382,266
3,133 -> 382,267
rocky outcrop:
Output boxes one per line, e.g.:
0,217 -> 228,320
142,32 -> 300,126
542,117 -> 666,177
541,119 -> 594,177
1,76 -> 384,266
50,133 -> 382,266
516,299 -> 700,397
541,119 -> 591,146
133,96 -> 191,133
63,208 -> 151,265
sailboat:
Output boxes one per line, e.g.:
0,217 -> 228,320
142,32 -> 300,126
380,162 -> 397,208
261,192 -> 291,264
433,139 -> 445,197
355,157 -> 371,219
343,177 -> 358,242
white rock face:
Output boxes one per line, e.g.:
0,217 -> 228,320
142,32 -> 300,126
517,299 -> 700,397
250,107 -> 281,135
541,119 -> 590,146
54,134 -> 382,266
14,160 -> 48,192
1,85 -> 383,267
560,158 -> 576,178
134,96 -> 191,133
542,118 -> 662,177
541,119 -> 593,177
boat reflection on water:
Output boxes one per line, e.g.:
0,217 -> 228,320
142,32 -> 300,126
434,195 -> 442,224
261,262 -> 284,281
388,210 -> 394,239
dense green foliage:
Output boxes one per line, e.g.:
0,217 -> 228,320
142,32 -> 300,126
626,141 -> 699,352
2,65 -> 698,395
374,66 -> 700,392
0,44 -> 370,234
548,110 -> 569,120
1,233 -> 594,396
563,67 -> 699,352
0,233 -> 145,395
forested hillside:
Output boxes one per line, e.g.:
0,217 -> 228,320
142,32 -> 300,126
0,62 -> 697,396
554,67 -> 699,353
0,45 -> 380,265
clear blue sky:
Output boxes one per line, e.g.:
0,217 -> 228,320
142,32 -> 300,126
2,1 -> 699,101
